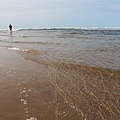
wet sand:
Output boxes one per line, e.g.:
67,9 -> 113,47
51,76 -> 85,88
0,48 -> 56,120
0,48 -> 82,120
0,48 -> 120,120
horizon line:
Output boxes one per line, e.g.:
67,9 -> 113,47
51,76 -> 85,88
1,27 -> 120,31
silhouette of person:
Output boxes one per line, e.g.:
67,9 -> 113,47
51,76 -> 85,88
9,24 -> 12,32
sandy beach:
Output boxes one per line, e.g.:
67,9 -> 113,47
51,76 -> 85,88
0,48 -> 83,120
0,48 -> 56,120
0,29 -> 120,120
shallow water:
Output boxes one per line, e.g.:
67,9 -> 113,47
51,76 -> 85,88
0,28 -> 120,119
0,28 -> 120,70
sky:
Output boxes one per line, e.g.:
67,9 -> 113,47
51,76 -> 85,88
0,0 -> 120,29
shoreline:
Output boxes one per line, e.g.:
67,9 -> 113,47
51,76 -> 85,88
0,48 -> 83,120
0,47 -> 119,120
1,27 -> 120,31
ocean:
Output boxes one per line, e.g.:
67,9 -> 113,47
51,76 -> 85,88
0,28 -> 120,119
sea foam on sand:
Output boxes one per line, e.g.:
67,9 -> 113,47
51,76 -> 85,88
26,117 -> 37,120
8,47 -> 28,52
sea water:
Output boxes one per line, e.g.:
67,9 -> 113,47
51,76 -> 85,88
0,28 -> 120,119
0,28 -> 120,70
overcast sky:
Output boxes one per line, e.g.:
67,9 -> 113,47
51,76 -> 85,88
0,0 -> 120,29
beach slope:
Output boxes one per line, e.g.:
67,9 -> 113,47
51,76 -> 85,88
0,48 -> 56,120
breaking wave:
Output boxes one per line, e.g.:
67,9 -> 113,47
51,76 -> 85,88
7,47 -> 28,52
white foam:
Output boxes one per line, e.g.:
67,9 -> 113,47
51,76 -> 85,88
8,47 -> 20,51
8,47 -> 28,52
21,99 -> 27,104
22,90 -> 26,93
28,89 -> 31,92
26,117 -> 37,120
21,99 -> 24,102
25,111 -> 28,114
24,94 -> 29,97
23,100 -> 27,105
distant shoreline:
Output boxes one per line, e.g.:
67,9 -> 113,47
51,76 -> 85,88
1,27 -> 120,31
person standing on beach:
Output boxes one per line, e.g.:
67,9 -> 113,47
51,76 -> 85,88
9,24 -> 12,32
